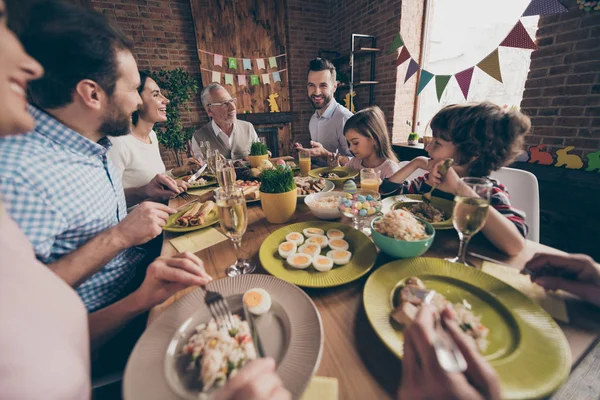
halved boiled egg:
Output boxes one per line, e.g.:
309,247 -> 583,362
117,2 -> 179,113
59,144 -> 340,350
278,241 -> 297,258
303,227 -> 325,237
328,239 -> 349,251
312,255 -> 334,272
243,288 -> 272,315
306,235 -> 328,248
326,229 -> 345,240
326,250 -> 352,265
287,253 -> 313,269
298,243 -> 321,257
285,232 -> 305,246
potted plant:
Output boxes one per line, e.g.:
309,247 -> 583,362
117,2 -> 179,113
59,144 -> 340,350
248,141 -> 269,168
260,165 -> 297,223
408,132 -> 419,145
149,68 -> 199,166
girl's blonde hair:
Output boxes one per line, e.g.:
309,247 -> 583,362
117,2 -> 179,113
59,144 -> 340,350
430,102 -> 530,176
343,106 -> 398,162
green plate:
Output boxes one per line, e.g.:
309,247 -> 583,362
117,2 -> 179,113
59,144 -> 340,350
363,258 -> 571,400
308,167 -> 359,183
382,194 -> 454,230
259,221 -> 377,288
177,175 -> 218,190
162,204 -> 219,233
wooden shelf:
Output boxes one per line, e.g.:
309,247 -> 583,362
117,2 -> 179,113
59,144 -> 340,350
337,81 -> 379,90
352,47 -> 381,56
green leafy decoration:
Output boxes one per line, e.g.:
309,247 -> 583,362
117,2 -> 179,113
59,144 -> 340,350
259,166 -> 295,194
149,68 -> 199,165
250,141 -> 269,156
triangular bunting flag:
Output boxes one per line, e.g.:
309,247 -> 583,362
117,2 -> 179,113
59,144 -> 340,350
257,58 -> 266,70
272,71 -> 281,83
500,21 -> 537,50
250,75 -> 260,86
228,57 -> 237,69
388,32 -> 404,54
238,75 -> 247,86
224,73 -> 234,85
522,0 -> 568,16
262,74 -> 270,84
242,59 -> 252,70
417,70 -> 434,95
404,59 -> 420,83
268,57 -> 277,68
214,54 -> 223,67
477,49 -> 503,83
455,67 -> 474,100
435,75 -> 451,101
395,46 -> 411,67
211,71 -> 221,83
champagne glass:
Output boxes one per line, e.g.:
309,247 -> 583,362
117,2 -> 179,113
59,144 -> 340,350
216,158 -> 236,188
215,186 -> 255,277
360,168 -> 381,193
447,177 -> 493,265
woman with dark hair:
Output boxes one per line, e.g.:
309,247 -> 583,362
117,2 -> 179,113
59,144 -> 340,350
109,71 -> 201,190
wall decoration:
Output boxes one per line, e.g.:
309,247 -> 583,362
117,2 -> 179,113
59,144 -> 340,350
555,146 -> 584,169
211,71 -> 221,83
228,57 -> 237,69
455,67 -> 475,100
272,71 -> 281,83
256,58 -> 266,70
417,70 -> 435,95
268,57 -> 278,68
343,91 -> 356,113
523,0 -> 569,15
388,32 -> 404,54
268,93 -> 280,113
214,54 -> 223,67
262,74 -> 271,85
405,59 -> 420,82
477,49 -> 503,82
238,75 -> 247,86
200,68 -> 287,86
499,21 -> 538,50
395,46 -> 411,67
243,59 -> 252,70
528,144 -> 554,165
435,75 -> 452,101
250,75 -> 260,86
224,73 -> 234,85
585,150 -> 600,172
577,0 -> 600,11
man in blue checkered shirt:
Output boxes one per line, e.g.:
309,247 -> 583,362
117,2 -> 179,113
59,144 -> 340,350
0,0 -> 213,354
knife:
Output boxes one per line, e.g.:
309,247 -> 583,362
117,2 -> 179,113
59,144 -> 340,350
188,164 -> 207,184
242,302 -> 265,358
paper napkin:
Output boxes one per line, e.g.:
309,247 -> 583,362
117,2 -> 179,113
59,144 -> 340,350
169,227 -> 227,254
300,376 -> 338,400
482,261 -> 569,323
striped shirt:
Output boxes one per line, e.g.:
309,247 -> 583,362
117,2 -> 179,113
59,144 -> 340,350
0,105 -> 145,312
385,174 -> 528,237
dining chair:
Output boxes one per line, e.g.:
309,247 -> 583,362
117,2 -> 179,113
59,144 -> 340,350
397,160 -> 428,181
490,167 -> 540,243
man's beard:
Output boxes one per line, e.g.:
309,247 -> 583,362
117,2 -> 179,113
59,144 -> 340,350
309,94 -> 332,110
99,103 -> 134,137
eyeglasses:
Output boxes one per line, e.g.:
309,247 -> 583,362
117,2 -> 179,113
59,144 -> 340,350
208,98 -> 237,108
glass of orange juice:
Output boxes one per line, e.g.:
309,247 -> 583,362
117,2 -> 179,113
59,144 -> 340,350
299,150 -> 311,177
360,168 -> 381,192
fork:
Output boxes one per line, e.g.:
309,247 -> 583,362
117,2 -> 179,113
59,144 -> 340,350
178,192 -> 201,202
202,287 -> 235,331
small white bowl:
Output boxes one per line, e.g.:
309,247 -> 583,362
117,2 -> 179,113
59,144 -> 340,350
304,191 -> 346,220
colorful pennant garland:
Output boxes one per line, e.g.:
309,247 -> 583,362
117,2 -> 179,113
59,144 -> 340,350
391,10 -> 543,101
523,0 -> 568,16
198,49 -> 286,71
201,68 -> 287,86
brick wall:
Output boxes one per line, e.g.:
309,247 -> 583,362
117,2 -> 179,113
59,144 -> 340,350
520,1 -> 600,161
91,0 -> 208,169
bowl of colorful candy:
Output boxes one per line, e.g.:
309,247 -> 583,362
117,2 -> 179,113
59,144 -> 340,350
338,190 -> 382,235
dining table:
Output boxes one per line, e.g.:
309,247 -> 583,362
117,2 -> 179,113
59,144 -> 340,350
147,189 -> 600,400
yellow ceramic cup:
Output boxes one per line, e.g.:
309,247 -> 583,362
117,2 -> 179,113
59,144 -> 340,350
260,189 -> 298,224
248,154 -> 269,168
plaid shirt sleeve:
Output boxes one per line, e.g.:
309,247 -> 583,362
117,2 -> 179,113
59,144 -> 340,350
0,175 -> 68,262
490,183 -> 528,238
383,175 -> 432,195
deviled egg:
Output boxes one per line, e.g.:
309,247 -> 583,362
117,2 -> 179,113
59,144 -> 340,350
285,232 -> 305,246
243,288 -> 272,315
312,255 -> 334,272
326,229 -> 345,240
278,241 -> 297,258
287,253 -> 313,269
328,238 -> 349,251
327,250 -> 352,265
306,235 -> 329,249
298,243 -> 321,258
303,227 -> 325,238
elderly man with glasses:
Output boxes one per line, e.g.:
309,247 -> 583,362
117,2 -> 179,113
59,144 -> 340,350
192,83 -> 259,160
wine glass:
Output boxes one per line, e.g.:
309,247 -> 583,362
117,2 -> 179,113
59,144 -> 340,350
447,177 -> 493,266
215,186 -> 256,277
216,158 -> 236,188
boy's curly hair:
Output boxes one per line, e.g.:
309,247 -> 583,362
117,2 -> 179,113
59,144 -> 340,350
430,102 -> 531,177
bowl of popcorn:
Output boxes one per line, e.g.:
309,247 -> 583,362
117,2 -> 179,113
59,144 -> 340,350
304,191 -> 346,220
